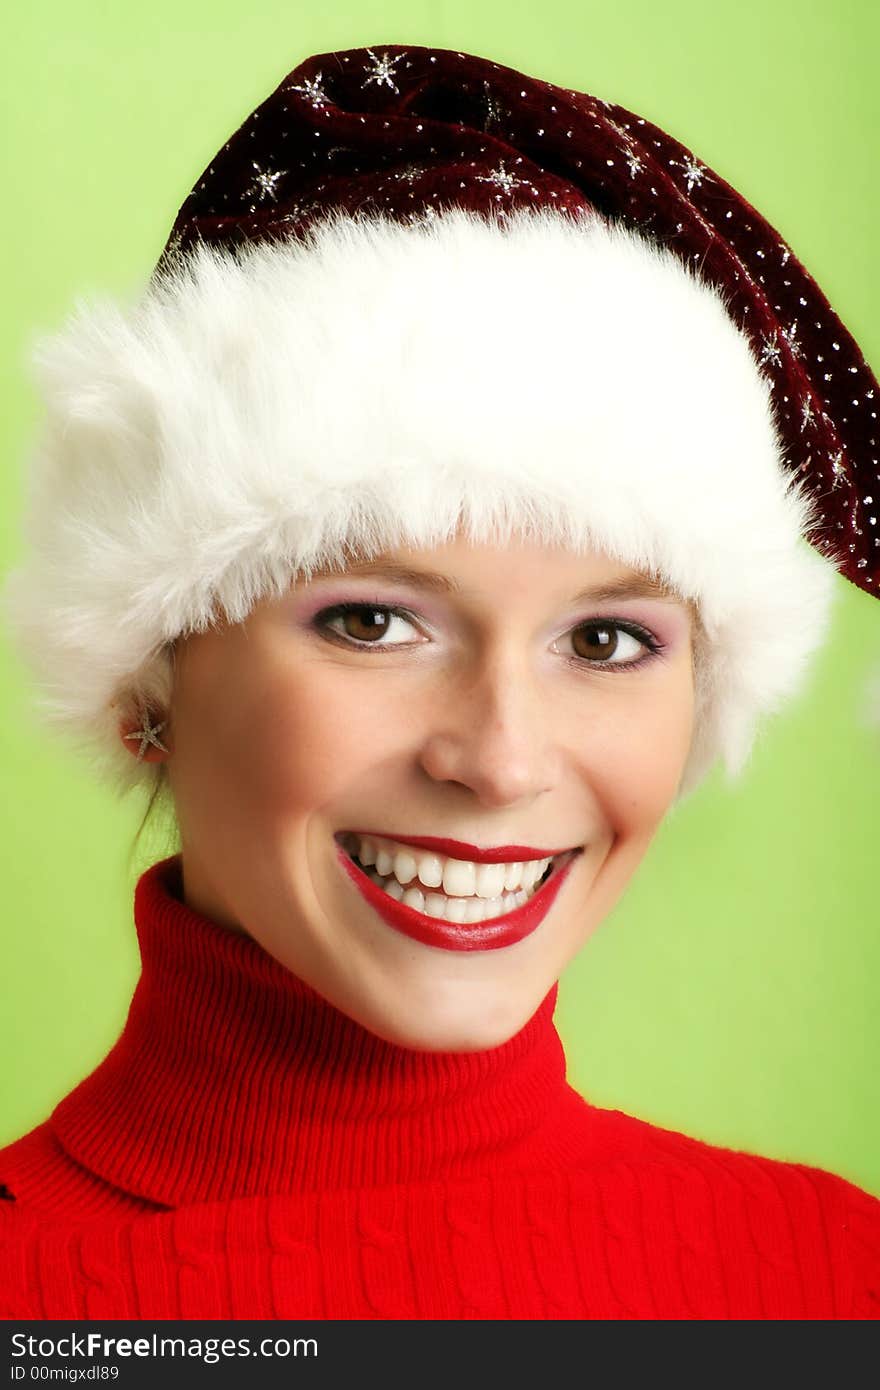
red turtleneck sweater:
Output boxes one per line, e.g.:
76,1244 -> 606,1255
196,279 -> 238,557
1,854 -> 878,1319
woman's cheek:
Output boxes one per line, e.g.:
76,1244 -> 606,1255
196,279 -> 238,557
241,665 -> 385,812
586,679 -> 695,819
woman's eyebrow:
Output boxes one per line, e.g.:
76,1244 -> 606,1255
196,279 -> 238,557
309,561 -> 684,605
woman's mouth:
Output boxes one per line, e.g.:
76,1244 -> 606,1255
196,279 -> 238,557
335,832 -> 583,952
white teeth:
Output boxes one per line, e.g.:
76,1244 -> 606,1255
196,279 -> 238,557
475,861 -> 508,900
416,854 -> 444,891
522,861 -> 542,891
393,849 -> 418,885
369,871 -> 531,923
444,896 -> 468,924
442,858 -> 476,897
346,832 -> 554,897
464,897 -> 490,924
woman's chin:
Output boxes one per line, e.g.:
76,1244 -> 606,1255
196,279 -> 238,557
342,986 -> 546,1054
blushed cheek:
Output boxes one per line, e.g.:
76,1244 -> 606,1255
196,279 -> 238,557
560,678 -> 695,943
590,676 -> 695,830
231,667 -> 389,824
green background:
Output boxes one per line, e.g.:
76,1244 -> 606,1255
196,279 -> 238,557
2,1 -> 879,1195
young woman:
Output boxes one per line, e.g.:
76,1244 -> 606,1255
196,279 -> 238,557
1,42 -> 878,1320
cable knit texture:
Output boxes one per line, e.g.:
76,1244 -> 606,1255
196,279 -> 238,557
1,853 -> 878,1320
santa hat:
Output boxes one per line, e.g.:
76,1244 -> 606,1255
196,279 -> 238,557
3,43 -> 878,803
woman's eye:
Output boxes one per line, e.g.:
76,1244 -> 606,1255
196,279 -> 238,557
566,621 -> 661,669
315,603 -> 421,647
314,606 -> 662,669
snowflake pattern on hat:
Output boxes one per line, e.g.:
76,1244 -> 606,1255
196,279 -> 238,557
155,44 -> 879,600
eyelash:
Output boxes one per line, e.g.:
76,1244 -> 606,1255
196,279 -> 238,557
311,602 -> 666,672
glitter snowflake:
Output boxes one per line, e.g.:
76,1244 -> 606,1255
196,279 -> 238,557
363,49 -> 404,93
286,73 -> 329,108
394,163 -> 430,185
276,198 -> 323,224
246,162 -> 286,203
781,321 -> 803,360
625,151 -> 644,180
474,160 -> 530,195
673,154 -> 709,195
759,333 -> 782,369
801,396 -> 816,432
829,449 -> 847,488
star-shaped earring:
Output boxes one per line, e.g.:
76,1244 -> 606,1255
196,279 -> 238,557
122,711 -> 170,760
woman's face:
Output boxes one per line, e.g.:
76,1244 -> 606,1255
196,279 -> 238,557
159,534 -> 696,1051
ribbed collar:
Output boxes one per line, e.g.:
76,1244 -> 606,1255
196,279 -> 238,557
51,854 -> 587,1207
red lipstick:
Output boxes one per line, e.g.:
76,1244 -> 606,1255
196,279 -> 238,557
342,831 -> 575,864
336,843 -> 581,952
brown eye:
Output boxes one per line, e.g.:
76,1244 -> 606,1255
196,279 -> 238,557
339,607 -> 393,643
315,603 -> 422,649
568,621 -> 657,669
571,623 -> 620,662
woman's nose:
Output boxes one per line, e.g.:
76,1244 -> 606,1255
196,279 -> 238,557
417,653 -> 561,807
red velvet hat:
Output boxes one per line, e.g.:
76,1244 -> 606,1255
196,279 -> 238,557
4,43 -> 878,801
158,42 -> 879,599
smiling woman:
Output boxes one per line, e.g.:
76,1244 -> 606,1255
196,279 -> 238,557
1,42 -> 879,1321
